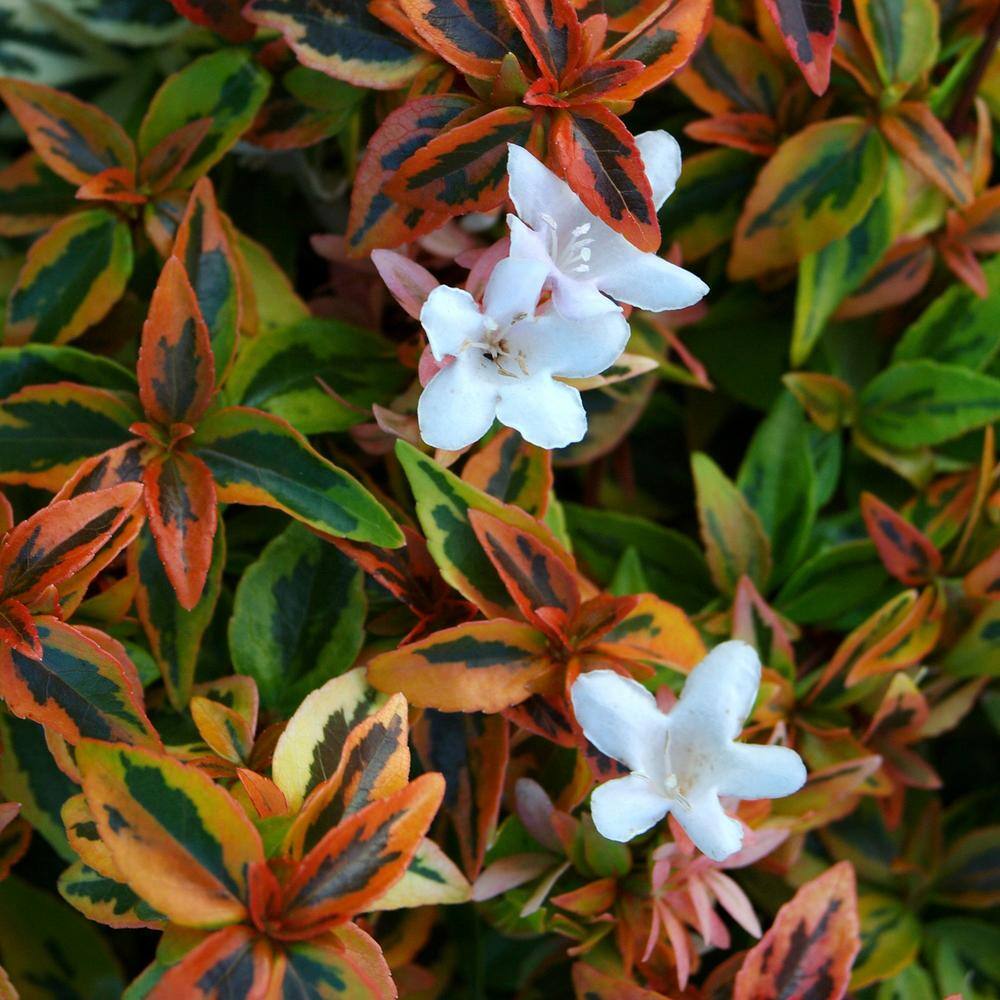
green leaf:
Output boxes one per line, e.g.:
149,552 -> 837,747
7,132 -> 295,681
53,0 -> 186,45
932,826 -> 1000,908
875,965 -> 937,1000
893,254 -> 1000,371
138,50 -> 271,190
856,0 -> 938,93
0,708 -> 76,861
926,918 -> 1000,1000
792,159 -> 902,366
0,153 -> 76,237
4,209 -> 133,346
563,503 -> 714,612
731,118 -> 888,279
132,521 -> 226,711
223,318 -> 408,434
235,231 -> 309,334
193,405 -> 403,548
692,452 -> 772,596
229,522 -> 365,713
776,541 -> 889,625
0,343 -> 135,397
738,393 -> 818,586
851,889 -> 921,989
0,875 -> 124,999
857,360 -> 1000,448
943,602 -> 1000,679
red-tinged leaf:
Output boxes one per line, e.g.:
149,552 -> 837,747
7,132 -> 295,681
172,178 -> 242,376
759,0 -> 840,94
503,0 -> 583,81
238,770 -> 288,819
149,926 -> 272,1000
572,962 -> 667,1000
470,509 -> 581,638
277,772 -> 444,936
4,208 -> 133,347
961,187 -> 1000,253
387,106 -> 537,215
274,923 -> 396,999
75,166 -> 144,205
880,104 -> 973,206
674,18 -> 785,115
939,238 -> 988,297
166,0 -> 255,42
731,576 -> 796,677
0,482 -> 142,605
139,119 -> 214,194
77,741 -> 265,928
368,619 -> 556,712
861,492 -> 942,585
0,617 -> 159,747
244,0 -> 430,90
462,428 -> 552,516
0,494 -> 11,535
413,709 -> 508,878
591,592 -> 706,669
190,696 -> 254,765
138,256 -> 216,428
0,79 -> 136,186
530,60 -> 644,105
0,153 -> 76,237
685,113 -> 779,156
835,237 -> 934,319
733,862 -> 860,1000
782,372 -> 855,432
346,95 -> 475,254
965,546 -> 1000,600
285,695 -> 411,858
143,449 -> 218,611
831,20 -> 881,97
400,0 -> 529,79
0,600 -> 40,659
0,806 -> 29,879
551,105 -> 658,251
600,0 -> 713,100
503,689 -> 576,745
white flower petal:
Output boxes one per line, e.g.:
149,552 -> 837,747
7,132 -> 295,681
672,641 -> 762,743
590,773 -> 670,842
482,257 -> 548,327
420,285 -> 484,361
507,308 -> 629,379
506,144 -> 583,235
571,669 -> 670,778
494,376 -> 587,449
717,743 -> 807,800
550,271 -> 621,319
598,254 -> 708,313
417,355 -> 497,450
635,130 -> 682,210
672,791 -> 745,862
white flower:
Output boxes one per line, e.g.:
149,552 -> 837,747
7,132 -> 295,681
416,257 -> 629,451
506,133 -> 709,320
570,640 -> 806,862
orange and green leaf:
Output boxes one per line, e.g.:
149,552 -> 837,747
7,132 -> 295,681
733,862 -> 860,1000
0,153 -> 76,237
0,79 -> 136,186
503,0 -> 583,82
860,491 -> 942,585
368,618 -> 555,712
149,926 -> 272,999
77,741 -> 264,928
462,428 -> 552,517
59,860 -> 166,930
0,617 -> 159,747
4,209 -> 133,347
758,0 -> 840,95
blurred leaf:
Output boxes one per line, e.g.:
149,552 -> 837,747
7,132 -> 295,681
926,918 -> 1000,1000
851,888 -> 920,989
856,0 -> 938,92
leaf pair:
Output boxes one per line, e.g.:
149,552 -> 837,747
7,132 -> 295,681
0,484 -> 160,749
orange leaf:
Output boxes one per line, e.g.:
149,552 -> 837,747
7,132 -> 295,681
733,862 -> 860,1000
861,492 -> 942,585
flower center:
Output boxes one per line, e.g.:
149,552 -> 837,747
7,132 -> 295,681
661,733 -> 691,808
459,316 -> 529,379
540,214 -> 595,274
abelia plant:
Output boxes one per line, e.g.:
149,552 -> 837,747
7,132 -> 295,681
0,0 -> 997,997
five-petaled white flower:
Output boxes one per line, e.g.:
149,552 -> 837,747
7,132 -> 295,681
570,640 -> 806,862
417,257 -> 629,451
506,133 -> 710,320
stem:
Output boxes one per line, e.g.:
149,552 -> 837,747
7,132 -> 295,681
946,5 -> 1000,135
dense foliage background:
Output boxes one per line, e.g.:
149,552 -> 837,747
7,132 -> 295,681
0,0 -> 998,996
